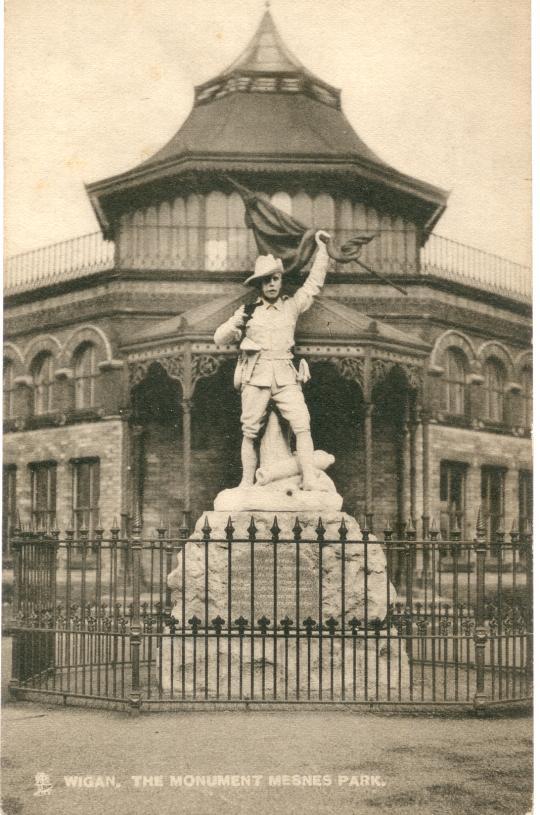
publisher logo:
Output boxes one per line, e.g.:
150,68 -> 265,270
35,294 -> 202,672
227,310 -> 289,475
34,773 -> 53,797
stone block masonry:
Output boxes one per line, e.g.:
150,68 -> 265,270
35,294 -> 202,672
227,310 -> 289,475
429,424 -> 532,539
3,419 -> 125,529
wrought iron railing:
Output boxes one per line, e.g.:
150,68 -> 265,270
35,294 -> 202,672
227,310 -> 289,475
7,512 -> 532,712
4,227 -> 531,303
421,233 -> 531,302
4,232 -> 115,294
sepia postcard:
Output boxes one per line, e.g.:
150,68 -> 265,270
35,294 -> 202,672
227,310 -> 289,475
1,1 -> 533,814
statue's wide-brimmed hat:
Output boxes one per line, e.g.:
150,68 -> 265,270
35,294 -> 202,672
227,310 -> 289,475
243,254 -> 285,286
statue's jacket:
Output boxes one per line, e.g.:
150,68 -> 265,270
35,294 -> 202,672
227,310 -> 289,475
214,248 -> 328,389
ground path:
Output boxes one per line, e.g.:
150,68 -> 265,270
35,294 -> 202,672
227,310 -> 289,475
1,637 -> 532,815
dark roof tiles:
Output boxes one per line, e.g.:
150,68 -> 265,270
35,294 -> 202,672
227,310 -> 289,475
137,92 -> 386,170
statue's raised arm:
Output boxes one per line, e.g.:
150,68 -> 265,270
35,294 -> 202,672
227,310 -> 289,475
291,232 -> 330,316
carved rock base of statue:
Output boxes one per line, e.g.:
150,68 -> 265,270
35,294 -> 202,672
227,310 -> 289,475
214,473 -> 343,512
214,409 -> 343,512
160,510 -> 406,698
159,630 -> 408,700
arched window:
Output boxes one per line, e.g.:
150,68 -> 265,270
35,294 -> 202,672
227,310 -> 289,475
32,352 -> 54,415
521,366 -> 532,430
484,358 -> 505,422
443,349 -> 467,415
74,343 -> 97,409
3,359 -> 15,418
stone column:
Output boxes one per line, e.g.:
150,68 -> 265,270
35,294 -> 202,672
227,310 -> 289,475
182,398 -> 193,528
504,383 -> 523,432
363,353 -> 373,530
13,376 -> 33,421
426,363 -> 444,417
420,405 -> 431,540
397,401 -> 410,536
364,403 -> 373,529
396,417 -> 410,534
467,366 -> 485,427
409,401 -> 419,528
54,368 -> 74,413
120,416 -> 131,532
129,424 -> 145,532
182,343 -> 193,531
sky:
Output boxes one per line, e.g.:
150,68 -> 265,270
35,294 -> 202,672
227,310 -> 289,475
4,0 -> 531,265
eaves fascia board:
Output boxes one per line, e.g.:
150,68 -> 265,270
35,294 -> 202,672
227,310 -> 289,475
86,153 -> 448,209
121,329 -> 430,356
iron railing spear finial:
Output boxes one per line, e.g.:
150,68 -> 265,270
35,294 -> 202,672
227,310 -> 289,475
476,505 -> 487,537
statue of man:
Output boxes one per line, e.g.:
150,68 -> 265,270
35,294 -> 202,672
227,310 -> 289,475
214,229 -> 330,490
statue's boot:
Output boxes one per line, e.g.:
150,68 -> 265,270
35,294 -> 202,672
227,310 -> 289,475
296,431 -> 319,491
239,436 -> 257,488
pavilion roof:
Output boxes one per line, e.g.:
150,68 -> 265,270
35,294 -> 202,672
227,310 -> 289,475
123,290 -> 430,356
87,10 -> 448,234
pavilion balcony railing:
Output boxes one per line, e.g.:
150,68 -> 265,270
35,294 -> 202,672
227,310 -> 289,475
4,231 -> 116,295
4,227 -> 531,303
420,233 -> 531,302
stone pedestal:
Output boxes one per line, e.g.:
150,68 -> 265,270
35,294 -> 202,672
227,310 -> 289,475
167,511 -> 394,622
158,410 -> 406,700
159,630 -> 407,700
159,510 -> 405,698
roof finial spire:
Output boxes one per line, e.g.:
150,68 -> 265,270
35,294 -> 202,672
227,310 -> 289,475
265,0 -> 271,9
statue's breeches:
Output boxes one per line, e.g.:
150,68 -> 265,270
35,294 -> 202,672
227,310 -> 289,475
241,382 -> 310,439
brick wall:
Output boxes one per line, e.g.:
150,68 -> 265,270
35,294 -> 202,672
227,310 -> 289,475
3,419 -> 124,531
3,383 -> 531,546
138,364 -> 407,533
141,426 -> 243,534
372,423 -> 399,532
142,422 -> 183,532
140,367 -> 243,532
427,424 -> 532,539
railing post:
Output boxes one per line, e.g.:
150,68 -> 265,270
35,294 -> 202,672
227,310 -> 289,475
405,517 -> 416,612
129,512 -> 142,714
524,522 -> 533,690
46,523 -> 60,677
163,524 -> 174,620
8,524 -> 22,699
420,412 -> 431,541
473,507 -> 488,712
